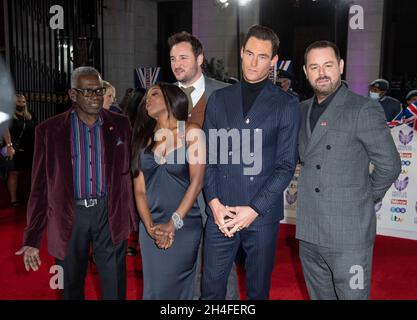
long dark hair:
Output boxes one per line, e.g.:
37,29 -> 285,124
131,82 -> 189,177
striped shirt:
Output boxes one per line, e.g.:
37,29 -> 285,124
70,110 -> 106,200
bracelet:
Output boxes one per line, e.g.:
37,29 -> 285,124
171,212 -> 184,230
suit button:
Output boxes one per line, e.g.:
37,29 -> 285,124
316,165 -> 321,170
315,188 -> 320,193
250,153 -> 254,157
250,177 -> 254,181
300,161 -> 305,166
326,145 -> 331,150
224,175 -> 227,179
229,151 -> 233,156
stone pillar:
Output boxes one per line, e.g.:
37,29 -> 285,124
2,0 -> 11,67
345,0 -> 385,96
103,0 -> 157,100
193,0 -> 260,78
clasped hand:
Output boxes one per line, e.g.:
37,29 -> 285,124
147,221 -> 175,250
210,199 -> 259,238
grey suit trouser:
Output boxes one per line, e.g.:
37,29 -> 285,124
193,193 -> 240,300
299,240 -> 373,300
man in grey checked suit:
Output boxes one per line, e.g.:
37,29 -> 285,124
296,40 -> 401,300
168,31 -> 239,300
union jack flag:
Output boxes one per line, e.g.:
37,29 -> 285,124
388,102 -> 417,130
269,60 -> 293,84
134,67 -> 162,89
277,60 -> 292,73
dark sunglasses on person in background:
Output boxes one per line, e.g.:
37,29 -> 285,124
72,87 -> 106,97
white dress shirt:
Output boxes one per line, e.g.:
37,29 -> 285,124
179,74 -> 205,107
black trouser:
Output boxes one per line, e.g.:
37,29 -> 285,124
56,198 -> 127,300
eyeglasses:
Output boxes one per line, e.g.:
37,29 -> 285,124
72,87 -> 106,97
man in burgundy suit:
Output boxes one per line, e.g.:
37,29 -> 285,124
16,67 -> 138,300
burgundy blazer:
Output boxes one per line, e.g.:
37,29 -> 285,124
22,109 -> 138,260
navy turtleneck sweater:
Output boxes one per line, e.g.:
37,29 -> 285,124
241,76 -> 270,117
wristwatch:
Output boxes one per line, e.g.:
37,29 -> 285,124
171,212 -> 184,230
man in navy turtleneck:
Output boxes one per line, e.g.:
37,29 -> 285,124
202,25 -> 300,300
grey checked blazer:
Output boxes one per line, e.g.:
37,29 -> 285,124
296,85 -> 401,249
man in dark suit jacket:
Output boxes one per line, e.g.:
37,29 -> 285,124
168,31 -> 239,300
368,79 -> 402,122
297,41 -> 401,299
16,67 -> 138,300
202,25 -> 300,300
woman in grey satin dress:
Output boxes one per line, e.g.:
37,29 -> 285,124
131,83 -> 206,299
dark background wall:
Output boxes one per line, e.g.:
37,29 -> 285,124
157,0 -> 192,83
382,0 -> 417,101
0,0 -> 5,61
260,0 -> 350,99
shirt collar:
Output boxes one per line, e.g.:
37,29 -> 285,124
71,108 -> 104,127
314,84 -> 342,108
179,73 -> 205,92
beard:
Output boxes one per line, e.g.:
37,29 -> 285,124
310,76 -> 341,97
174,64 -> 199,85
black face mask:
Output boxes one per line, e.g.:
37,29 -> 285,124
16,106 -> 25,112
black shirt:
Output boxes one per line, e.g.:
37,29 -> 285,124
241,77 -> 270,118
310,85 -> 342,132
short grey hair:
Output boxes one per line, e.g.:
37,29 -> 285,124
71,66 -> 103,88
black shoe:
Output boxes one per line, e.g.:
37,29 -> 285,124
127,246 -> 138,256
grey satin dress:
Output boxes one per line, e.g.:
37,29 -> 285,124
139,134 -> 202,300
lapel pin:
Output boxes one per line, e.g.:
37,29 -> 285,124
109,126 -> 114,131
320,121 -> 328,127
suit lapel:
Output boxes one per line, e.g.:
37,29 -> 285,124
224,84 -> 245,129
101,111 -> 118,182
298,99 -> 313,158
304,86 -> 348,156
305,98 -> 314,139
245,81 -> 276,130
204,77 -> 213,100
55,110 -> 74,198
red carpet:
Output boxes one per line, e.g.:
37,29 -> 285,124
1,182 -> 417,300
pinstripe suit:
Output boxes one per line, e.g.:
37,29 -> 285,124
176,76 -> 240,300
202,80 -> 300,299
296,85 -> 401,299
